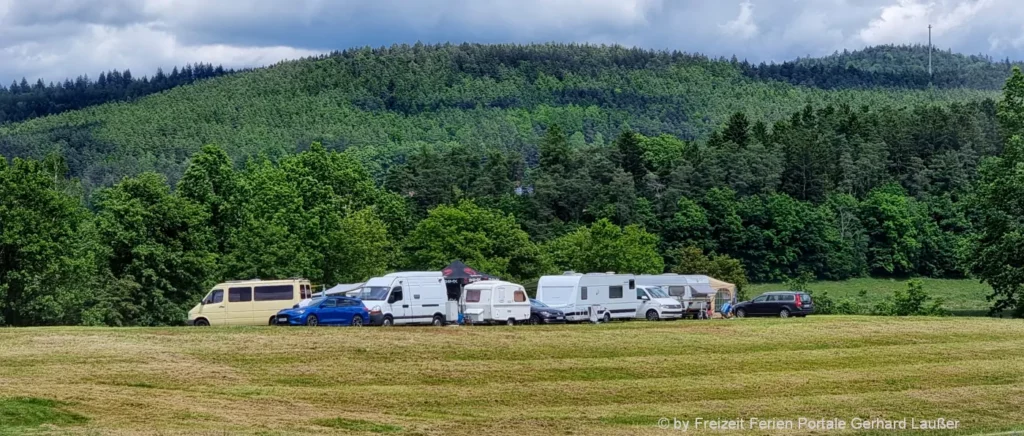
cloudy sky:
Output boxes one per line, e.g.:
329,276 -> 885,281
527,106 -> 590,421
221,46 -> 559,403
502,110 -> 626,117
1,0 -> 1022,84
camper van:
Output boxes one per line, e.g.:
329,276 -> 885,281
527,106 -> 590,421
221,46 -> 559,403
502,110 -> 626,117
355,272 -> 457,326
535,272 -> 638,323
461,280 -> 531,325
634,274 -> 714,318
634,285 -> 684,321
188,278 -> 312,326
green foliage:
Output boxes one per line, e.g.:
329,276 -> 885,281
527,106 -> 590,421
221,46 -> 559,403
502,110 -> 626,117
405,200 -> 543,281
872,279 -> 949,316
997,67 -> 1024,136
546,219 -> 663,275
670,246 -> 749,300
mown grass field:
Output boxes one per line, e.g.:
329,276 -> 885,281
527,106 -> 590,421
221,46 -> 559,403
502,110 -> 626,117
747,278 -> 993,314
2,317 -> 1024,435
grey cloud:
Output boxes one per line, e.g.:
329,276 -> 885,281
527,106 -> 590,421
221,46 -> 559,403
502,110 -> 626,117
0,0 -> 1022,84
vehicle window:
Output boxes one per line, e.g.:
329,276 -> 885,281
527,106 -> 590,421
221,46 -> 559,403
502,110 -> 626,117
465,290 -> 481,303
322,299 -> 337,308
800,293 -> 812,303
648,287 -> 669,298
300,284 -> 311,299
752,295 -> 767,303
513,290 -> 527,302
780,294 -> 795,302
637,289 -> 646,299
341,299 -> 360,307
209,290 -> 223,304
581,287 -> 588,300
358,286 -> 389,300
609,286 -> 623,299
766,295 -> 778,302
667,286 -> 687,297
390,287 -> 403,302
530,299 -> 548,308
628,279 -> 635,290
228,287 -> 252,302
254,285 -> 294,301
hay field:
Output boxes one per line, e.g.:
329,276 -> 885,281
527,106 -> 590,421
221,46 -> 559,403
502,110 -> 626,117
2,317 -> 1024,435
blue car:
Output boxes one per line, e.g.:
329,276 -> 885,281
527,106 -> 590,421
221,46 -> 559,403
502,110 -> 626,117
275,296 -> 369,327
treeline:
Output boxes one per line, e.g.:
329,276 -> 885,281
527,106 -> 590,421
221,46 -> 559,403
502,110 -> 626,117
0,63 -> 234,124
0,43 -> 994,192
742,45 -> 1020,90
4,79 -> 1019,325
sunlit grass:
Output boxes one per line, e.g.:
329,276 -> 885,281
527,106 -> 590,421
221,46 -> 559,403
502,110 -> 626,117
1,317 -> 1023,434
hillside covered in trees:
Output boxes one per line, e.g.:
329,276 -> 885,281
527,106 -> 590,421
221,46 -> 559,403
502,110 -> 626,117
2,43 -> 1023,325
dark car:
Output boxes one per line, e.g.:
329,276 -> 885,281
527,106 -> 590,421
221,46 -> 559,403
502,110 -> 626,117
276,296 -> 370,326
528,298 -> 566,324
733,291 -> 814,318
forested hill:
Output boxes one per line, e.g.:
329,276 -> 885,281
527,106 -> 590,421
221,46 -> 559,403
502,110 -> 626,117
0,43 -> 999,190
744,45 -> 1021,90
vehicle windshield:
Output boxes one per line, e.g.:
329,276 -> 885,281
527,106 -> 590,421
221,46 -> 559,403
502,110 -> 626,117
356,286 -> 390,301
646,287 -> 670,298
530,299 -> 548,308
305,297 -> 326,307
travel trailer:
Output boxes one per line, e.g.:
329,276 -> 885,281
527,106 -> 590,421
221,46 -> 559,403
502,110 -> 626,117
634,285 -> 684,321
354,272 -> 457,326
461,280 -> 531,325
188,278 -> 312,326
634,274 -> 714,318
535,272 -> 638,323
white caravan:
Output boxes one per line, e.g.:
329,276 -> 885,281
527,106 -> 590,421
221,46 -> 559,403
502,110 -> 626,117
355,272 -> 457,326
634,285 -> 684,321
461,280 -> 531,325
634,274 -> 714,318
535,272 -> 638,323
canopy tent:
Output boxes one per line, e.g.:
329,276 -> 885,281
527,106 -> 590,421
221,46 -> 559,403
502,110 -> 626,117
442,260 -> 499,300
675,274 -> 737,315
707,277 -> 737,315
318,282 -> 365,297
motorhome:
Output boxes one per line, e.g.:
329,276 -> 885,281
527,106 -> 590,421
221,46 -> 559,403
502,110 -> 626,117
535,272 -> 638,323
634,285 -> 684,321
634,274 -> 714,318
461,280 -> 531,325
355,272 -> 457,326
188,278 -> 312,326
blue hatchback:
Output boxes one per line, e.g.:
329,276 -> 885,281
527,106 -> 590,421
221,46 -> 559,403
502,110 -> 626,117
276,296 -> 369,327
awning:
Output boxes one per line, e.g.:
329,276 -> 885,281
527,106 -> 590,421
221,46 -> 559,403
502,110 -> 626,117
441,260 -> 499,284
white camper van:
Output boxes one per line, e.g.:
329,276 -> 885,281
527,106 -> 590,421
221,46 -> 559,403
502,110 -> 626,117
634,285 -> 684,321
634,274 -> 714,318
355,272 -> 457,326
535,272 -> 638,323
462,280 -> 531,325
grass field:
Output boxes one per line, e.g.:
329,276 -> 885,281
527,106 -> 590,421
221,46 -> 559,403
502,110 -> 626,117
2,317 -> 1024,435
747,278 -> 993,315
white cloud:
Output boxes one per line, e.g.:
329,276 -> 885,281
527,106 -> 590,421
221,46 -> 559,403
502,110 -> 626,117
719,1 -> 758,40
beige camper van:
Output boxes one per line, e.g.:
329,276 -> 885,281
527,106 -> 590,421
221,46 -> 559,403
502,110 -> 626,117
188,278 -> 312,326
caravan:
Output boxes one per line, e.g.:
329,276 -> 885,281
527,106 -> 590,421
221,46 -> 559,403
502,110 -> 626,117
535,272 -> 638,323
461,280 -> 531,325
355,272 -> 458,326
634,274 -> 715,318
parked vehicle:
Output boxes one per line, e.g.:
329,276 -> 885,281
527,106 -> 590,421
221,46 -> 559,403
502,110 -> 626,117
528,299 -> 566,324
188,278 -> 312,326
461,280 -> 531,325
275,296 -> 370,326
634,274 -> 715,318
733,291 -> 814,318
634,286 -> 684,321
354,272 -> 457,326
535,272 -> 638,323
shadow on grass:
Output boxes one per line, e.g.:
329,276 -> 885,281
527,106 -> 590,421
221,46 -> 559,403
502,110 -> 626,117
0,397 -> 87,432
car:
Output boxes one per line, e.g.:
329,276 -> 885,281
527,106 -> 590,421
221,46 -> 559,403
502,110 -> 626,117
527,298 -> 566,324
275,296 -> 370,326
732,291 -> 814,318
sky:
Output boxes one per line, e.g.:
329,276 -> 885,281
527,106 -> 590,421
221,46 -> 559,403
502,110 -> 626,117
1,0 -> 1022,84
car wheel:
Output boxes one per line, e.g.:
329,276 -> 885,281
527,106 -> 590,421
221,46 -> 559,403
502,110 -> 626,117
779,309 -> 790,318
194,318 -> 209,327
268,316 -> 276,326
602,312 -> 612,323
382,315 -> 394,327
352,316 -> 363,327
736,309 -> 747,318
507,318 -> 515,326
646,310 -> 660,321
306,315 -> 319,326
432,315 -> 444,327
529,315 -> 541,325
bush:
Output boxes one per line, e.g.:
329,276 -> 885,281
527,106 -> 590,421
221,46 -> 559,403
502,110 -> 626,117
872,279 -> 949,316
